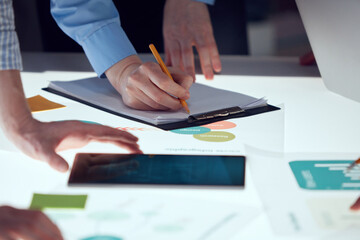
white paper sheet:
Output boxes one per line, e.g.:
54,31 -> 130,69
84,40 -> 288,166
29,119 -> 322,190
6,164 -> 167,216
48,77 -> 267,125
44,193 -> 260,240
246,149 -> 360,236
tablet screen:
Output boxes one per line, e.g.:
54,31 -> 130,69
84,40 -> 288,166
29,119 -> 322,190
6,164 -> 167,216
68,154 -> 245,187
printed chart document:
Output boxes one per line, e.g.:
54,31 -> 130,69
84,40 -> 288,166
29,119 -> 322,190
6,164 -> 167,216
247,150 -> 360,236
44,77 -> 278,130
42,193 -> 260,240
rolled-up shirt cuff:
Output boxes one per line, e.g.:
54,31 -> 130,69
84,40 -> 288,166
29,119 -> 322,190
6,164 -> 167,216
194,0 -> 215,5
81,22 -> 137,78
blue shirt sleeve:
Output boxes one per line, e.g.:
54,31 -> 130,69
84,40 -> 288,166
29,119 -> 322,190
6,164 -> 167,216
195,0 -> 215,5
51,0 -> 136,78
51,0 -> 214,78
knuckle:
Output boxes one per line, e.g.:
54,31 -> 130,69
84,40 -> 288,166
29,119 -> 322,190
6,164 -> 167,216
151,102 -> 164,110
138,63 -> 146,72
207,42 -> 217,50
197,43 -> 207,51
171,46 -> 180,54
128,71 -> 142,83
0,205 -> 14,214
123,96 -> 137,108
163,30 -> 171,38
154,94 -> 165,103
164,29 -> 184,41
164,33 -> 176,41
31,142 -> 44,158
49,159 -> 60,169
171,60 -> 181,67
204,65 -> 212,71
185,66 -> 194,72
142,62 -> 156,72
138,64 -> 149,74
200,23 -> 212,34
163,29 -> 175,38
33,210 -> 44,218
22,221 -> 34,229
130,76 -> 142,86
170,103 -> 182,110
177,27 -> 189,37
158,78 -> 172,89
187,75 -> 194,82
123,100 -> 134,109
125,84 -> 136,94
183,48 -> 193,56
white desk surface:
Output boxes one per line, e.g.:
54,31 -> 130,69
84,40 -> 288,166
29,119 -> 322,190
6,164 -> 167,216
1,53 -> 359,239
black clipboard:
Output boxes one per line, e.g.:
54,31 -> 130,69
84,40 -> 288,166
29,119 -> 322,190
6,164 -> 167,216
43,87 -> 280,130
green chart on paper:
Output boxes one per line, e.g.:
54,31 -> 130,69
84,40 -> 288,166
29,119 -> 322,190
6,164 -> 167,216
289,160 -> 360,190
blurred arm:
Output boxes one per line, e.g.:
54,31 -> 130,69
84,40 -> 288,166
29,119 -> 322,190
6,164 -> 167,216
0,0 -> 31,138
0,0 -> 22,70
50,0 -> 137,77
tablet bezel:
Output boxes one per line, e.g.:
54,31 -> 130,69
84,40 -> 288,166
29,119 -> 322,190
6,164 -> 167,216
68,153 -> 246,189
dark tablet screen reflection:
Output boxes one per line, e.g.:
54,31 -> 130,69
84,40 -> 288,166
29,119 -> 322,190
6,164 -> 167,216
69,154 -> 245,187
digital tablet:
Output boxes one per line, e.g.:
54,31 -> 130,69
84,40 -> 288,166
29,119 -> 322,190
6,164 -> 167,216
68,153 -> 246,188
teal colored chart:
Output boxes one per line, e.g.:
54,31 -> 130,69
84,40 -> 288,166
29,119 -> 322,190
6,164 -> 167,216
171,126 -> 210,135
80,120 -> 101,125
289,160 -> 360,190
81,236 -> 122,240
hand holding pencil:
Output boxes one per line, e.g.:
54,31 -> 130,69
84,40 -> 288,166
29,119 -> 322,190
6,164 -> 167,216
105,52 -> 193,111
149,44 -> 190,113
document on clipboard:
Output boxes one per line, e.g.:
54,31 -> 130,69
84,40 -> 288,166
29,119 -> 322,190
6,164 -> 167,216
43,77 -> 279,130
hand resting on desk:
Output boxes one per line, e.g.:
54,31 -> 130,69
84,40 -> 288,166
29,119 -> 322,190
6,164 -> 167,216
163,0 -> 222,80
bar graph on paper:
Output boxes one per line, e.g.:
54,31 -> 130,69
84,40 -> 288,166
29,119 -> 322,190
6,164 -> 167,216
289,161 -> 360,190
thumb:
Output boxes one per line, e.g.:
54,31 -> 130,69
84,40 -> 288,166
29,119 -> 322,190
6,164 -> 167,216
41,151 -> 69,172
172,72 -> 193,90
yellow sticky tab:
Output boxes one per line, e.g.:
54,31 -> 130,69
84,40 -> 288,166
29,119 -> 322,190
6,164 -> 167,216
27,95 -> 66,113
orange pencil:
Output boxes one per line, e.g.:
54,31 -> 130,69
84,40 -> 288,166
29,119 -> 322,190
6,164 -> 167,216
149,43 -> 190,114
347,157 -> 360,171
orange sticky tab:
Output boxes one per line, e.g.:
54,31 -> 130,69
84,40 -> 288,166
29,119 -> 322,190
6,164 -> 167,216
27,95 -> 66,113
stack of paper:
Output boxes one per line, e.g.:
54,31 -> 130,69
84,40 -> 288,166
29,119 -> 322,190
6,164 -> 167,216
45,77 -> 274,129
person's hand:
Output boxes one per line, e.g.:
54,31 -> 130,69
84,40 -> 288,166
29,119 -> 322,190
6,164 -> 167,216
105,55 -> 193,111
350,196 -> 360,211
8,118 -> 142,172
0,206 -> 63,240
163,0 -> 222,80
